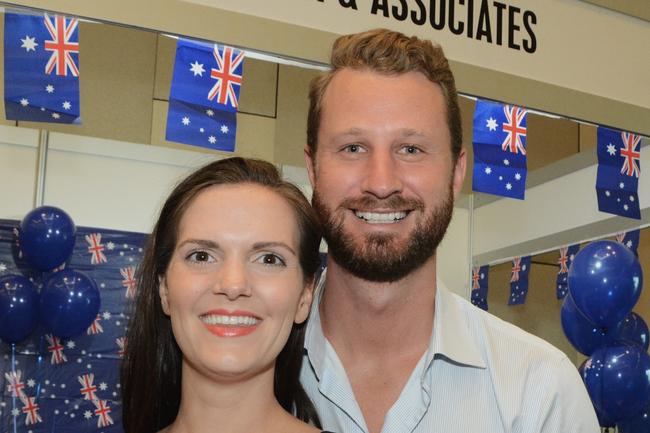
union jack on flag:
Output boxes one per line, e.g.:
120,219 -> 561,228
166,37 -> 244,152
93,399 -> 114,428
596,126 -> 642,220
556,244 -> 579,299
4,12 -> 81,123
472,99 -> 528,200
208,45 -> 244,108
44,14 -> 79,77
120,266 -> 137,298
86,233 -> 107,265
508,256 -> 531,305
46,333 -> 68,364
501,106 -> 527,155
5,370 -> 26,398
78,373 -> 98,401
87,314 -> 104,335
470,265 -> 489,311
20,395 -> 42,425
615,229 -> 640,256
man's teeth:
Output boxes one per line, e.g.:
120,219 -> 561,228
354,211 -> 407,224
200,315 -> 260,326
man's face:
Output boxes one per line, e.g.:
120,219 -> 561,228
306,69 -> 466,282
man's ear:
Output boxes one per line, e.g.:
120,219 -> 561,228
304,145 -> 316,188
294,279 -> 314,324
159,276 -> 171,316
452,147 -> 467,199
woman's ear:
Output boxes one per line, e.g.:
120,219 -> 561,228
294,279 -> 314,324
159,276 -> 171,315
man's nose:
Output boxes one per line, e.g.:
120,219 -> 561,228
213,259 -> 251,300
361,151 -> 403,199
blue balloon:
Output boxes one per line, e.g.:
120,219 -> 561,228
618,405 -> 650,433
561,293 -> 611,355
581,343 -> 650,423
0,275 -> 39,344
613,312 -> 650,351
19,206 -> 76,271
569,240 -> 643,327
39,269 -> 100,338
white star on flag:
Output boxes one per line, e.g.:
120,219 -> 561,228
27,379 -> 35,387
45,84 -> 54,93
515,173 -> 521,180
20,98 -> 29,107
220,124 -> 229,134
0,263 -> 6,272
206,109 -> 214,117
627,240 -> 633,248
99,382 -> 108,391
106,242 -> 115,250
503,159 -> 510,166
66,341 -> 76,349
181,117 -> 190,126
11,408 -> 19,416
486,117 -> 497,131
199,128 -> 205,133
102,311 -> 111,320
606,143 -> 617,156
52,113 -> 60,119
619,182 -> 625,188
208,135 -> 217,144
20,35 -> 38,52
506,183 -> 512,190
84,410 -> 93,420
62,101 -> 71,110
189,61 -> 205,77
484,167 -> 492,174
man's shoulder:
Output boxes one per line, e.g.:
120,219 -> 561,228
446,289 -> 569,365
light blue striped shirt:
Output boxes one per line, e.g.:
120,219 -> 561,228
300,277 -> 600,433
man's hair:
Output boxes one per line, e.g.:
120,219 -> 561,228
307,28 -> 462,161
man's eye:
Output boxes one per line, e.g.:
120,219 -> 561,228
343,144 -> 363,153
401,145 -> 420,154
187,251 -> 213,263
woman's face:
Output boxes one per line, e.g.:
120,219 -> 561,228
159,183 -> 312,380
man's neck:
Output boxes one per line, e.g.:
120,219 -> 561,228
320,255 -> 437,361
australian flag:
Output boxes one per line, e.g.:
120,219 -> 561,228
556,244 -> 579,299
4,12 -> 80,123
470,265 -> 489,311
508,256 -> 531,305
616,230 -> 640,256
0,219 -> 147,433
166,38 -> 244,152
472,99 -> 528,200
596,126 -> 641,220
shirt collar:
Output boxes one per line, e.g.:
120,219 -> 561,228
427,280 -> 486,370
303,269 -> 329,379
304,271 -> 487,380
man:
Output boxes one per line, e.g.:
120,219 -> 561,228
300,29 -> 599,433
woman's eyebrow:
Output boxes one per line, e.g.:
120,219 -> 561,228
252,241 -> 297,256
176,239 -> 220,249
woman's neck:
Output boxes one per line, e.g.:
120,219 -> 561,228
162,361 -> 302,433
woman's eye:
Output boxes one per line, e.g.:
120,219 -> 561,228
187,251 -> 214,263
257,253 -> 286,267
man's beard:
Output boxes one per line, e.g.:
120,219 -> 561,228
312,185 -> 454,283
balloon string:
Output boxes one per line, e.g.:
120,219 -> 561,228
35,334 -> 44,399
11,343 -> 18,433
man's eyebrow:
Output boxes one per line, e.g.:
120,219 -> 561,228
253,241 -> 297,256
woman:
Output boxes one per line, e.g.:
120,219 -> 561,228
121,157 -> 327,433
